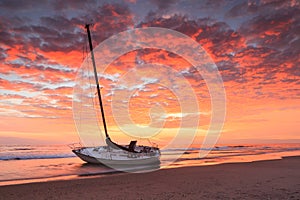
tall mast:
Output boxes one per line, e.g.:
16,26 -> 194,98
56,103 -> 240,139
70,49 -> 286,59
85,24 -> 109,139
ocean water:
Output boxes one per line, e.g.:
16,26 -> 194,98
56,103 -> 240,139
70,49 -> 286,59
0,143 -> 300,186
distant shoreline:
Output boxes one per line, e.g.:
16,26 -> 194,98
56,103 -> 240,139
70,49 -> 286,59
1,156 -> 299,199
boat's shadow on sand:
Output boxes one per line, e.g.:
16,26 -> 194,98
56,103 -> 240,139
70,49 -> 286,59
77,162 -> 161,177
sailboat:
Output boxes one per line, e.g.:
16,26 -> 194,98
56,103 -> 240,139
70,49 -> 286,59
71,24 -> 161,166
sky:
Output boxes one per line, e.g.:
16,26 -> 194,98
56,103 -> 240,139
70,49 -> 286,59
0,0 -> 299,146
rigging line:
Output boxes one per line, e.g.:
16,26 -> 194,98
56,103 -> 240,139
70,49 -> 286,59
86,52 -> 104,146
82,33 -> 88,62
147,138 -> 153,146
78,35 -> 88,140
86,39 -> 101,133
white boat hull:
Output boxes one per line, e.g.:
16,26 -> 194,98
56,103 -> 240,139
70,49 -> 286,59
72,146 -> 160,166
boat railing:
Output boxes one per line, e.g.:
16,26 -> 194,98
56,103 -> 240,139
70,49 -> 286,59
68,143 -> 83,150
147,140 -> 159,149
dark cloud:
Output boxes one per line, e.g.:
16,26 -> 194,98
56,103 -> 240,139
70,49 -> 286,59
0,47 -> 7,61
0,16 -> 27,47
6,16 -> 84,52
225,0 -> 296,18
1,3 -> 133,53
40,16 -> 82,34
52,0 -> 96,11
139,14 -> 243,69
202,0 -> 226,8
225,1 -> 258,18
90,3 -> 134,44
0,0 -> 47,10
150,0 -> 179,10
216,61 -> 241,82
239,7 -> 299,48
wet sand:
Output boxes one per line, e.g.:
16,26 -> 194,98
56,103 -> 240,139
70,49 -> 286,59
0,156 -> 299,199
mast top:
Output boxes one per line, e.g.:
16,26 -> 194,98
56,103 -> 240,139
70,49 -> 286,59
85,24 -> 94,29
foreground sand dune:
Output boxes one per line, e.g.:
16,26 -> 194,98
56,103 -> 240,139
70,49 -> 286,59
0,156 -> 299,199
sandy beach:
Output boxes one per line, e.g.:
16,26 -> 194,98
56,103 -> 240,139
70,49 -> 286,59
0,156 -> 299,200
